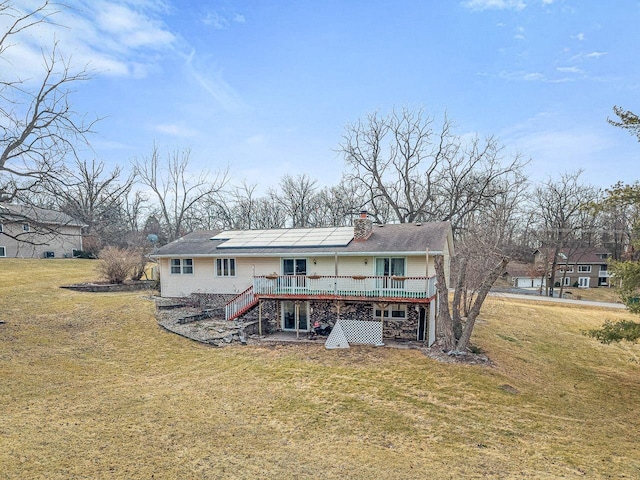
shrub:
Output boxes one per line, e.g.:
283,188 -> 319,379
584,320 -> 640,344
96,247 -> 142,284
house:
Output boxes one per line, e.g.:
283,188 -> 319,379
502,261 -> 546,289
0,204 -> 85,259
534,246 -> 612,288
152,214 -> 454,346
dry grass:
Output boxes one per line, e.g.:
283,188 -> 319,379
563,286 -> 622,303
1,259 -> 639,479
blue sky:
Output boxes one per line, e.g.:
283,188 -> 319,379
8,0 -> 640,192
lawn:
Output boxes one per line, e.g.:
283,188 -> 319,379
1,259 -> 639,479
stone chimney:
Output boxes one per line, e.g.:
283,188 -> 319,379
354,210 -> 373,241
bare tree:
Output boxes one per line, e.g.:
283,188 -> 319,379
133,145 -> 229,241
0,1 -> 96,204
532,171 -> 599,296
39,158 -> 136,249
271,174 -> 318,228
435,219 -> 510,353
338,107 -> 528,234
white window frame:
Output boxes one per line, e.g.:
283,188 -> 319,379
577,265 -> 591,273
216,258 -> 236,277
22,223 -> 29,232
562,276 -> 571,286
374,304 -> 407,320
170,258 -> 194,274
0,246 -> 5,257
578,277 -> 590,288
559,266 -> 574,273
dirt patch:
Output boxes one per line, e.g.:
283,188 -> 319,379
420,339 -> 494,366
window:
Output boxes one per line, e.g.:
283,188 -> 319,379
0,246 -> 5,257
216,258 -> 236,277
562,276 -> 571,286
22,223 -> 29,232
170,258 -> 193,274
577,265 -> 591,273
0,223 -> 3,233
283,258 -> 307,275
374,304 -> 406,320
559,266 -> 574,273
578,277 -> 590,288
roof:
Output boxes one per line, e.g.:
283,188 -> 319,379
504,261 -> 536,278
153,222 -> 453,258
534,246 -> 612,264
0,203 -> 85,227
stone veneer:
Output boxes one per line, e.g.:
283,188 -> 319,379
188,292 -> 425,342
353,216 -> 372,241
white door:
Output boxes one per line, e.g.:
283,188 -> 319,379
578,277 -> 590,288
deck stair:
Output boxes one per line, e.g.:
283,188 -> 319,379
225,286 -> 258,321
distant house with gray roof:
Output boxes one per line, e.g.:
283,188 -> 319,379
0,204 -> 85,259
151,213 -> 453,346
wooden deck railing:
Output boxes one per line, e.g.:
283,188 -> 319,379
225,286 -> 258,321
253,275 -> 437,300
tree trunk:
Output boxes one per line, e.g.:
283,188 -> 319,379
451,257 -> 467,340
456,257 -> 509,352
434,255 -> 455,350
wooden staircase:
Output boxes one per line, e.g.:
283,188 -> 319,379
225,286 -> 258,321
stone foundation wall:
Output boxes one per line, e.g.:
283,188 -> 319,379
181,293 -> 427,342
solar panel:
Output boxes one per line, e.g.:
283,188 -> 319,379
213,226 -> 354,248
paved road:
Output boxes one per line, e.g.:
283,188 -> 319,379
488,291 -> 626,309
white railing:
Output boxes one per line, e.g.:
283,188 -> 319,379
598,270 -> 610,278
225,286 -> 257,321
253,275 -> 437,300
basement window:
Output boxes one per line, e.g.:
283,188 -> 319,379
374,304 -> 407,320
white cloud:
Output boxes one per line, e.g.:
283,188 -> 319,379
462,0 -> 527,11
202,10 -> 246,29
499,71 -> 545,82
573,32 -> 585,41
556,66 -> 583,74
202,11 -> 229,29
0,0 -> 178,81
184,51 -> 246,113
586,51 -> 607,58
154,123 -> 199,137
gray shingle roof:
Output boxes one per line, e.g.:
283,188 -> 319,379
153,222 -> 453,257
0,203 -> 85,227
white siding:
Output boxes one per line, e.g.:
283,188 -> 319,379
159,256 -> 281,297
158,251 -> 447,298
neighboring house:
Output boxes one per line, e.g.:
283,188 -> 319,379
152,214 -> 454,346
0,204 -> 84,259
534,247 -> 612,288
503,261 -> 546,289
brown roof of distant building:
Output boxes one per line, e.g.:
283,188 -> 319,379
534,246 -> 612,264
